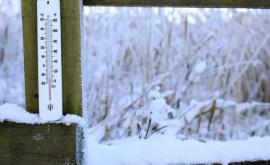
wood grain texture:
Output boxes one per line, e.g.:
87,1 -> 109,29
0,123 -> 81,165
83,0 -> 270,8
61,0 -> 82,115
22,0 -> 38,113
229,160 -> 270,165
21,0 -> 82,115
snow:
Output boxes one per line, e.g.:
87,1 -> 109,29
1,101 -> 270,165
0,103 -> 86,126
85,132 -> 270,165
139,87 -> 175,122
194,61 -> 207,74
0,103 -> 40,124
1,2 -> 270,164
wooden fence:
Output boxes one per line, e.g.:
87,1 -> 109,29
0,0 -> 269,164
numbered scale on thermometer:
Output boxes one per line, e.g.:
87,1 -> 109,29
37,0 -> 62,121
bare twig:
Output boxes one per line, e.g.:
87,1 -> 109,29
146,125 -> 168,138
144,118 -> 152,139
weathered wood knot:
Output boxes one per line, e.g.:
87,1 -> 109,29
32,133 -> 44,141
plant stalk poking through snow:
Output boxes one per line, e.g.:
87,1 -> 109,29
137,118 -> 168,139
144,118 -> 151,139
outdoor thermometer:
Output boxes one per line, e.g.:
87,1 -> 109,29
37,0 -> 63,121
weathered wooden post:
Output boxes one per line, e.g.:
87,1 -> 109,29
0,0 -> 83,164
23,1 -> 82,115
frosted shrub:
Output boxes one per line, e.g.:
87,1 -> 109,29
137,86 -> 175,122
83,8 -> 270,141
0,0 -> 24,106
84,8 -> 270,121
136,87 -> 175,138
176,99 -> 270,141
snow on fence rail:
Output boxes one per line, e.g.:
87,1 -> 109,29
0,103 -> 86,126
1,102 -> 270,165
85,133 -> 270,165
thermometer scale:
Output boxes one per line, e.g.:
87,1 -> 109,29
37,0 -> 63,121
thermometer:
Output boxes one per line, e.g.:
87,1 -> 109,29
37,0 -> 63,121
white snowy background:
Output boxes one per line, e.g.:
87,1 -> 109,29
1,0 -> 270,164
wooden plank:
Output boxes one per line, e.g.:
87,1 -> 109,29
21,0 -> 82,115
21,0 -> 38,113
0,123 -> 82,165
83,0 -> 270,8
229,160 -> 270,165
61,0 -> 83,116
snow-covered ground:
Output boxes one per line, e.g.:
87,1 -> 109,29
1,0 -> 270,164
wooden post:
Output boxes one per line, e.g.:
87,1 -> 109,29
61,0 -> 82,116
22,0 -> 82,115
21,0 -> 38,113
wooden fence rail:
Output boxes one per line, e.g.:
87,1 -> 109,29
0,123 -> 83,164
83,0 -> 270,8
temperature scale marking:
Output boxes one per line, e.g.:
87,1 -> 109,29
37,0 -> 63,121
